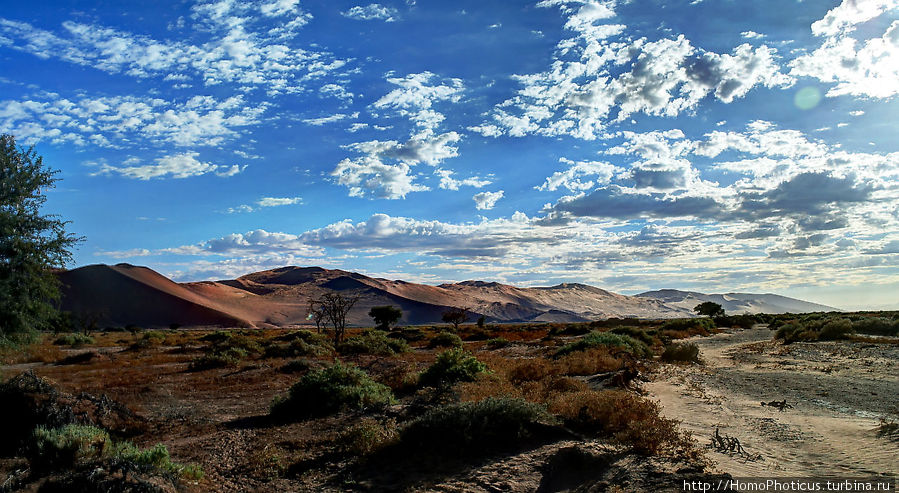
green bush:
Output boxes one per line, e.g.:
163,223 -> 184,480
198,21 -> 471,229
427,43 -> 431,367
28,424 -> 109,471
554,331 -> 652,359
270,362 -> 395,419
428,331 -> 463,349
818,319 -> 854,341
852,317 -> 899,337
279,358 -> 313,374
390,327 -> 426,342
109,442 -> 203,479
609,326 -> 654,346
418,347 -> 487,388
775,321 -> 818,344
189,347 -> 247,370
660,342 -> 700,363
486,337 -> 511,349
339,417 -> 399,455
338,330 -> 409,356
264,338 -> 333,358
398,398 -> 554,457
200,330 -> 233,344
659,318 -> 716,333
52,333 -> 95,347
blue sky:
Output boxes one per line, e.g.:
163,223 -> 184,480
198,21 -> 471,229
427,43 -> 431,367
2,0 -> 898,310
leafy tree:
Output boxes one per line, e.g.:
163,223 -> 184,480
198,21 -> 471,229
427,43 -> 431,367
368,305 -> 402,331
1,135 -> 81,346
308,292 -> 360,345
694,301 -> 725,318
441,306 -> 470,332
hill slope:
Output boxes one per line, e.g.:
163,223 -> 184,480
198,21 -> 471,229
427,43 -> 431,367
56,264 -> 836,328
637,289 -> 840,314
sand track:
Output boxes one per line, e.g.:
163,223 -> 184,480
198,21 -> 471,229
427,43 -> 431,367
647,326 -> 898,479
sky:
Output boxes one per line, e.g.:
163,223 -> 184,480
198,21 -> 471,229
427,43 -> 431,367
1,0 -> 898,311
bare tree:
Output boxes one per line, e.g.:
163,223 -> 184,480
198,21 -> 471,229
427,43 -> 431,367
307,299 -> 326,333
308,293 -> 360,345
441,306 -> 470,332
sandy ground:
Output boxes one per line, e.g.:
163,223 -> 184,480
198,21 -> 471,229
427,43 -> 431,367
646,325 -> 899,479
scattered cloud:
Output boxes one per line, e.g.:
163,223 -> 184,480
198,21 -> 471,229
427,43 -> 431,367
341,4 -> 400,22
92,152 -> 245,180
473,190 -> 504,210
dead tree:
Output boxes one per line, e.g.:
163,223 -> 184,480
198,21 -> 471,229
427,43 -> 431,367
308,293 -> 360,345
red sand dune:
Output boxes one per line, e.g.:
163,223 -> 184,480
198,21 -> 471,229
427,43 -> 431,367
57,264 -> 698,329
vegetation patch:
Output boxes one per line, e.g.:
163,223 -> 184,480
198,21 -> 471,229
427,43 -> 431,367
485,337 -> 511,349
660,342 -> 701,364
555,331 -> 652,359
427,331 -> 463,349
418,347 -> 487,388
28,424 -> 109,471
549,390 -> 686,455
53,333 -> 95,347
396,397 -> 556,458
338,330 -> 410,356
339,417 -> 399,455
270,362 -> 395,419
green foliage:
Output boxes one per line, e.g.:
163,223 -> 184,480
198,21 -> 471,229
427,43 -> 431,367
189,347 -> 247,370
398,397 -> 554,457
609,326 -> 654,346
338,329 -> 409,355
265,330 -> 333,358
339,417 -> 399,455
660,342 -> 701,363
418,347 -> 487,388
659,317 -> 716,333
279,358 -> 313,374
428,331 -> 463,349
818,318 -> 854,341
368,305 -> 403,331
28,424 -> 109,471
713,314 -> 759,329
270,362 -> 395,419
850,316 -> 899,337
694,302 -> 725,318
110,441 -> 204,480
1,135 -> 82,346
554,331 -> 652,359
200,330 -> 233,344
775,321 -> 818,344
53,333 -> 95,346
485,337 -> 511,349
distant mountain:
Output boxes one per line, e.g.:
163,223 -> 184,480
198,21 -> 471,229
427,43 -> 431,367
57,264 -> 836,329
636,289 -> 841,315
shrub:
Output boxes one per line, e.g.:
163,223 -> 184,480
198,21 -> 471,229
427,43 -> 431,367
398,397 -> 555,457
852,317 -> 899,337
775,321 -> 818,344
339,417 -> 399,455
279,358 -> 313,374
338,330 -> 409,356
557,347 -> 624,376
418,347 -> 487,388
390,327 -> 426,342
28,424 -> 109,471
660,342 -> 701,363
189,347 -> 247,370
270,362 -> 395,419
486,337 -> 511,350
428,331 -> 463,349
264,338 -> 333,359
818,319 -> 854,341
110,441 -> 204,480
659,318 -> 715,336
549,390 -> 683,455
554,331 -> 652,359
609,326 -> 655,346
53,333 -> 95,347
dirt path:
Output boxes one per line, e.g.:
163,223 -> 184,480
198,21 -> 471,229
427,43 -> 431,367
646,325 -> 899,479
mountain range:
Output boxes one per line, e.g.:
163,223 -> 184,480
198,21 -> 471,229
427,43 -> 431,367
56,264 -> 840,329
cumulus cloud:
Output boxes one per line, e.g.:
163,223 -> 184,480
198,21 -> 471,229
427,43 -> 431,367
331,72 -> 467,199
536,158 -> 619,192
0,0 -> 347,95
227,196 -> 303,213
478,2 -> 792,140
435,169 -> 491,190
92,152 -> 245,180
0,93 -> 266,148
473,190 -> 504,210
341,4 -> 400,22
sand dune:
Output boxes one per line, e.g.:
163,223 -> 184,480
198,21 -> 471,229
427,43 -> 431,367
56,264 -> 834,329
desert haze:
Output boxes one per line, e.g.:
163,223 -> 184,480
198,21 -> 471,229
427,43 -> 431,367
56,264 -> 839,329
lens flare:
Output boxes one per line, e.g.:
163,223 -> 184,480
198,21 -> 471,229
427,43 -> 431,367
794,86 -> 822,110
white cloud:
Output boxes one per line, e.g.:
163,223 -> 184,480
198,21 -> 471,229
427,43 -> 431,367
791,19 -> 899,99
810,0 -> 895,37
435,169 -> 491,190
473,190 -> 504,210
0,93 -> 266,148
331,157 -> 428,199
478,3 -> 792,140
303,112 -> 359,126
537,158 -> 619,192
0,1 -> 345,95
93,152 -> 244,180
227,195 -> 303,213
341,4 -> 400,22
